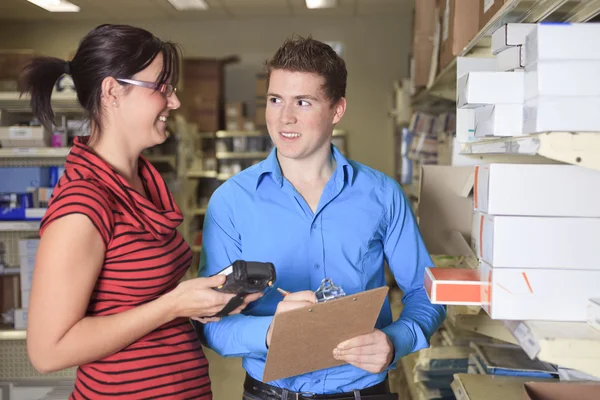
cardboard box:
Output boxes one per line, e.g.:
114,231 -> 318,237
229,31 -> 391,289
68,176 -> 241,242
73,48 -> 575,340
419,166 -> 475,256
255,105 -> 266,126
474,104 -> 523,137
480,261 -> 600,321
478,213 -> 600,270
457,56 -> 497,78
492,23 -> 536,54
456,108 -> 475,143
524,61 -> 600,100
523,382 -> 600,400
14,308 -> 27,330
523,96 -> 600,134
186,100 -> 221,132
256,74 -> 268,98
525,24 -> 600,65
19,239 -> 38,295
480,0 -> 506,29
0,126 -> 49,148
412,0 -> 439,88
225,102 -> 246,119
0,50 -> 35,80
424,267 -> 482,305
474,164 -> 600,217
496,46 -> 524,71
1,275 -> 21,313
439,0 -> 481,71
457,71 -> 524,108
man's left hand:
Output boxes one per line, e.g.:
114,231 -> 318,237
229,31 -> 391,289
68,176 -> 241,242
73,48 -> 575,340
332,330 -> 394,373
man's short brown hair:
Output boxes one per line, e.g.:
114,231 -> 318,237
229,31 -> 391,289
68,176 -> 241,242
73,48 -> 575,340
265,35 -> 347,104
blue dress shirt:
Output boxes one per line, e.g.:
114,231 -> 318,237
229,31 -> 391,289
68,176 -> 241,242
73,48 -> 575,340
199,145 -> 446,394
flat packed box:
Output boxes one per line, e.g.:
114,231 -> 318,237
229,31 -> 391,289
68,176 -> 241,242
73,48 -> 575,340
588,298 -> 600,332
480,261 -> 600,321
424,267 -> 482,305
525,60 -> 600,99
474,104 -> 523,137
479,0 -> 506,29
523,96 -> 600,134
439,0 -> 481,70
496,46 -> 524,71
523,381 -> 600,400
474,164 -> 600,217
457,71 -> 524,108
477,213 -> 600,269
492,23 -> 536,54
412,0 -> 439,88
525,23 -> 600,65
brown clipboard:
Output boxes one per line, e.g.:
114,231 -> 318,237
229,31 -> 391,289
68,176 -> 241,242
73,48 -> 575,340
262,286 -> 389,382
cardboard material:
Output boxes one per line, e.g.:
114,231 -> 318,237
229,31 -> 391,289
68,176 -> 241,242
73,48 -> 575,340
412,0 -> 439,88
457,56 -> 497,78
424,267 -> 482,305
480,261 -> 600,321
458,71 -> 524,108
525,24 -> 600,65
439,0 -> 481,70
479,213 -> 600,270
480,0 -> 505,29
456,108 -> 475,143
474,104 -> 523,137
492,23 -> 536,54
474,164 -> 600,217
496,46 -> 524,71
263,286 -> 388,382
523,96 -> 600,134
419,166 -> 475,256
587,298 -> 600,332
523,382 -> 600,400
256,74 -> 268,98
525,60 -> 600,100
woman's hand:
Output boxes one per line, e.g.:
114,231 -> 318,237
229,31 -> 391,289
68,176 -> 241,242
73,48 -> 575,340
165,275 -> 263,322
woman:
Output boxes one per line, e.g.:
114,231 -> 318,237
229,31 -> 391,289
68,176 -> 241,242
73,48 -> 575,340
21,24 -> 259,399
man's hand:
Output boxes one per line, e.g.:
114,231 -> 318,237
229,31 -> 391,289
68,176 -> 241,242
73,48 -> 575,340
333,330 -> 394,373
266,291 -> 316,347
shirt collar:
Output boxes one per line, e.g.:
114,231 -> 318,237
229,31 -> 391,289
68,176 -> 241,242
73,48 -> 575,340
255,144 -> 354,190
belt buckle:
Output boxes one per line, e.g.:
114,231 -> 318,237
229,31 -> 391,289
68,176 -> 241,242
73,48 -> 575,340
296,392 -> 316,399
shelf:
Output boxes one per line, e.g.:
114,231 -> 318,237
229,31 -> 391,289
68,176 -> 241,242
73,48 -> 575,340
145,154 -> 177,169
332,129 -> 347,137
0,147 -> 70,159
0,91 -> 81,113
0,221 -> 40,231
504,320 -> 600,379
410,0 -> 600,109
0,329 -> 26,340
0,267 -> 20,275
217,173 -> 234,181
216,151 -> 270,160
191,245 -> 202,253
460,132 -> 600,171
447,306 -> 518,345
216,130 -> 265,138
187,170 -> 217,178
190,207 -> 207,216
451,373 -> 550,400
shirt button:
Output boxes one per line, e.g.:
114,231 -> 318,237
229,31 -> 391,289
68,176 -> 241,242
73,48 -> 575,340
312,223 -> 317,230
314,263 -> 320,269
315,379 -> 321,384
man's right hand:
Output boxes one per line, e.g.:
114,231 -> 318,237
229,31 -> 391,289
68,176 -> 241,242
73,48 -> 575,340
266,290 -> 316,347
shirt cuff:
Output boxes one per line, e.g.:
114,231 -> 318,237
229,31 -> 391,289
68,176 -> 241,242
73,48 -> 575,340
242,315 -> 275,354
381,320 -> 416,369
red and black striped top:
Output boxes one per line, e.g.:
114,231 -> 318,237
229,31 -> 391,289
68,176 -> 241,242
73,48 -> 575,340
39,136 -> 211,399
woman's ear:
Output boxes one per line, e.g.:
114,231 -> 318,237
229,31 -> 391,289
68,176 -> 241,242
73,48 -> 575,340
100,76 -> 122,108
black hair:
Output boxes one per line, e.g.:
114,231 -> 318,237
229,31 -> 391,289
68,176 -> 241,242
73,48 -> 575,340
20,24 -> 181,134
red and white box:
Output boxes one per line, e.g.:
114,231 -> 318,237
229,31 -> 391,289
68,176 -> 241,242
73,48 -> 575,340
424,267 -> 483,306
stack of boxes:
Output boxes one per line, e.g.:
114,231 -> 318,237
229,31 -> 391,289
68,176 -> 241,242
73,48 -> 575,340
0,50 -> 34,92
255,74 -> 267,127
225,102 -> 255,132
457,23 -> 600,141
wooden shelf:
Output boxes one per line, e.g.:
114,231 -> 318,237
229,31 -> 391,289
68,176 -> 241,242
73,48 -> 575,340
0,91 -> 81,113
216,151 -> 270,160
187,170 -> 217,178
0,147 -> 70,159
0,221 -> 40,231
216,130 -> 265,138
460,132 -> 600,171
0,329 -> 26,341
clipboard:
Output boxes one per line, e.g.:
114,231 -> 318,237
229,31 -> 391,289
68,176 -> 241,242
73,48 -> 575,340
262,286 -> 389,382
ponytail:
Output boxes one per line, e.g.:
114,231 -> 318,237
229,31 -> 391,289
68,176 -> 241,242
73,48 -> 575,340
19,57 -> 69,130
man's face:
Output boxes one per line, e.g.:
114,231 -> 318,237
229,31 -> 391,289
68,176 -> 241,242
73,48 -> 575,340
265,69 -> 345,162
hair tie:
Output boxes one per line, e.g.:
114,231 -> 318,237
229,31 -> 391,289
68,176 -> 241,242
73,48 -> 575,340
64,61 -> 71,75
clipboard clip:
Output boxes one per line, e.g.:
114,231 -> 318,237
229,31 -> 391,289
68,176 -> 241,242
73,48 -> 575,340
315,278 -> 346,303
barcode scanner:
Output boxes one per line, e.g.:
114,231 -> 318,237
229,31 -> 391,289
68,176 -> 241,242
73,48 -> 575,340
211,260 -> 276,317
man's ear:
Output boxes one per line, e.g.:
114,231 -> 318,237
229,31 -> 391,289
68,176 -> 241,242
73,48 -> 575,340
332,97 -> 346,124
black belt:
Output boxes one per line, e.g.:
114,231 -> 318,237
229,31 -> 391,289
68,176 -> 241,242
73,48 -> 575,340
244,374 -> 395,400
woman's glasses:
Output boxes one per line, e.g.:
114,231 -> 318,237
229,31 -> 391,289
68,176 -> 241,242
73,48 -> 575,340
116,78 -> 177,97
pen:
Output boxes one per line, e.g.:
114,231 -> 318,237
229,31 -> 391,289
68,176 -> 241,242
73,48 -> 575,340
276,287 -> 290,297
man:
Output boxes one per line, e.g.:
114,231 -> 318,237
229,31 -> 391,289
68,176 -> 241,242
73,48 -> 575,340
199,35 -> 446,400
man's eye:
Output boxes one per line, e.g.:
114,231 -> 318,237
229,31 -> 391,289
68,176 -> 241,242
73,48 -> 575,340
298,100 -> 310,106
269,97 -> 281,104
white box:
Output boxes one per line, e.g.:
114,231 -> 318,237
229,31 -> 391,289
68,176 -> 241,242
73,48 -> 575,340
14,308 -> 27,330
474,104 -> 523,137
492,23 -> 536,55
457,57 -> 497,78
525,23 -> 600,65
478,213 -> 600,269
456,108 -> 475,143
19,239 -> 39,294
496,46 -> 524,71
474,164 -> 600,217
457,72 -> 524,108
524,60 -> 600,100
471,211 -> 483,257
21,290 -> 30,309
480,261 -> 600,321
523,96 -> 600,134
588,298 -> 600,331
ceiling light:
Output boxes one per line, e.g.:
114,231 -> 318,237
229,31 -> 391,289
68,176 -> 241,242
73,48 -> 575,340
27,0 -> 80,12
167,0 -> 209,10
305,0 -> 337,9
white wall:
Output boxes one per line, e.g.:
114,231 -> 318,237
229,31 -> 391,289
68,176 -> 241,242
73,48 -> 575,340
0,16 -> 412,175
